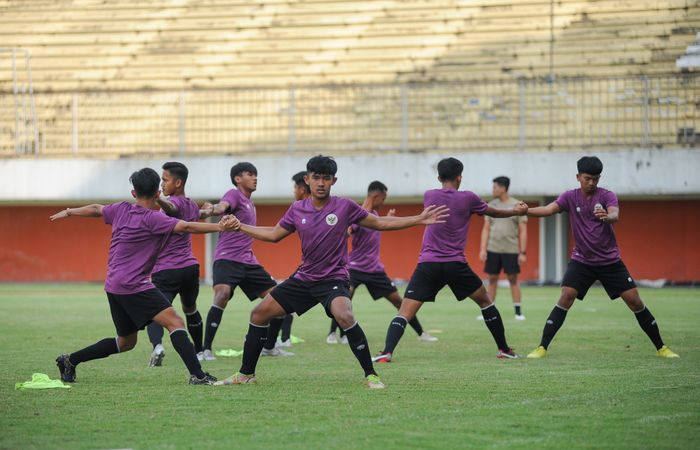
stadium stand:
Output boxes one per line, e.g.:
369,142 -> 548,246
0,0 -> 697,156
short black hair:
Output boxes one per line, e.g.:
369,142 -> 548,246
230,162 -> 257,186
367,181 -> 388,194
129,167 -> 160,198
306,155 -> 337,176
292,171 -> 310,192
162,161 -> 188,184
437,157 -> 463,181
492,176 -> 510,191
577,156 -> 603,176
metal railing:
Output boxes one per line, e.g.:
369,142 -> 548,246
1,74 -> 697,157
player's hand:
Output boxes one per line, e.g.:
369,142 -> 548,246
219,215 -> 240,231
49,209 -> 70,221
594,207 -> 609,222
479,249 -> 487,262
387,208 -> 396,217
419,204 -> 449,224
518,253 -> 527,264
513,201 -> 528,216
201,201 -> 215,217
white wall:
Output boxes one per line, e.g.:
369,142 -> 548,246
1,148 -> 698,203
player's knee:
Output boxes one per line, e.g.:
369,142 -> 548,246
249,306 -> 271,325
117,336 -> 136,352
333,310 -> 355,329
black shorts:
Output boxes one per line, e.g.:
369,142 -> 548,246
562,259 -> 637,300
270,278 -> 351,318
212,259 -> 277,301
349,269 -> 398,300
484,251 -> 520,275
152,264 -> 200,307
107,288 -> 172,337
404,261 -> 483,302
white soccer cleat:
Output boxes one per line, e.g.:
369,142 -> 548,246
340,335 -> 349,345
148,344 -> 165,367
326,333 -> 339,344
418,332 -> 439,342
196,351 -> 205,361
261,347 -> 294,357
276,338 -> 292,348
476,315 -> 484,321
202,349 -> 216,361
515,314 -> 526,321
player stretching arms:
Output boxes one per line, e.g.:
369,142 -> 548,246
51,168 -> 237,385
526,156 -> 679,359
327,181 -> 437,344
199,162 -> 292,360
373,157 -> 526,364
214,155 -> 447,389
146,162 -> 207,366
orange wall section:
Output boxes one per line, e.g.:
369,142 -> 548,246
1,200 -> 698,283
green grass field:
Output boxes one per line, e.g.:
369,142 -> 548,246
1,284 -> 698,449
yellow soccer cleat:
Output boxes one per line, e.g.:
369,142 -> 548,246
366,374 -> 386,389
527,346 -> 547,359
213,372 -> 257,386
656,345 -> 680,358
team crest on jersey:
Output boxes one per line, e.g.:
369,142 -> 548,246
325,214 -> 338,226
301,218 -> 307,224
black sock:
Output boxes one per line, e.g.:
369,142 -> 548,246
281,315 -> 293,342
344,323 -> 376,377
481,304 -> 510,351
170,329 -> 205,377
185,310 -> 204,353
408,316 -> 424,335
634,306 -> 664,350
146,322 -> 164,348
69,338 -> 119,366
514,304 -> 522,316
265,318 -> 283,350
540,305 -> 568,349
383,316 -> 408,354
329,319 -> 339,334
203,305 -> 224,350
239,323 -> 269,375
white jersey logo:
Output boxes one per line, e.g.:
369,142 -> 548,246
301,218 -> 307,224
325,214 -> 338,226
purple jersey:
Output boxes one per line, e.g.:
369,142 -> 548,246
349,210 -> 385,273
418,189 -> 488,263
555,187 -> 621,265
103,201 -> 179,295
278,196 -> 369,282
213,188 -> 259,265
153,196 -> 200,273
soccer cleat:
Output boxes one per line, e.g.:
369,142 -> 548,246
148,344 -> 165,367
417,332 -> 439,342
196,351 -> 205,362
371,352 -> 392,363
189,372 -> 217,385
276,338 -> 292,348
656,345 -> 680,358
261,347 -> 294,357
214,372 -> 257,385
340,335 -> 349,345
497,348 -> 520,359
527,346 -> 547,358
366,374 -> 385,389
476,315 -> 484,321
514,314 -> 526,321
55,354 -> 76,383
326,333 -> 338,344
201,349 -> 216,361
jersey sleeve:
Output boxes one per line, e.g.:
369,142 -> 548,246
146,211 -> 180,235
469,193 -> 489,215
165,196 -> 185,219
555,191 -> 570,212
102,202 -> 122,225
221,189 -> 238,213
278,203 -> 297,232
603,190 -> 619,209
346,199 -> 370,225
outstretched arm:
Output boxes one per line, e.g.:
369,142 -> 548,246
50,204 -> 104,221
173,214 -> 239,234
527,201 -> 560,218
238,222 -> 293,243
358,204 -> 449,231
199,200 -> 230,219
157,197 -> 179,217
485,201 -> 528,218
